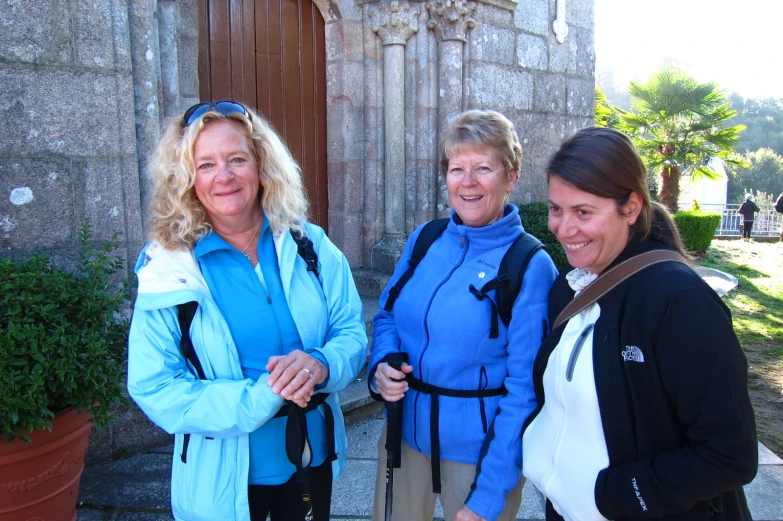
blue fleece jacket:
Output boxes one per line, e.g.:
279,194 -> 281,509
369,204 -> 557,521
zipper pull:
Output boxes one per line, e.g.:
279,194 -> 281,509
266,293 -> 272,304
460,235 -> 466,248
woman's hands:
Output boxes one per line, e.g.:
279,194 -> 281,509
374,361 -> 413,402
266,350 -> 328,408
454,505 -> 486,521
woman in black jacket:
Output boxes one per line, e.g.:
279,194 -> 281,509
522,127 -> 757,521
738,194 -> 760,241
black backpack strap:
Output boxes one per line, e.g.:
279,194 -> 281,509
285,395 -> 336,516
178,301 -> 205,380
177,301 -> 210,463
496,232 -> 545,327
383,218 -> 449,312
405,373 -> 506,494
468,232 -> 546,338
291,228 -> 320,281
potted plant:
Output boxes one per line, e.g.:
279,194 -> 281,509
0,223 -> 129,521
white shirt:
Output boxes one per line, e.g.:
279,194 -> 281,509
523,268 -> 610,521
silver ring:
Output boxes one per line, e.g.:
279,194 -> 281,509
301,368 -> 314,380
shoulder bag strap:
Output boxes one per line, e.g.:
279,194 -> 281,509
552,250 -> 687,331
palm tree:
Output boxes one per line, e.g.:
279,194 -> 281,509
617,68 -> 746,212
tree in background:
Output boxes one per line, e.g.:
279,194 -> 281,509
726,148 -> 783,203
595,86 -> 620,127
618,68 -> 746,212
730,95 -> 783,156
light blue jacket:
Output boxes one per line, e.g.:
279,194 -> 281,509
369,205 -> 557,521
127,223 -> 366,521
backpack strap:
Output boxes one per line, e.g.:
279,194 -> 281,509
405,373 -> 506,494
177,301 -> 204,380
177,301 -> 205,463
291,228 -> 320,281
468,232 -> 546,338
383,218 -> 449,312
496,232 -> 545,327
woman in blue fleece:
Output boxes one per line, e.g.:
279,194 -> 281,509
369,110 -> 558,521
127,101 -> 366,521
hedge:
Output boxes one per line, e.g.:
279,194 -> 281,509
672,211 -> 722,255
517,202 -> 568,270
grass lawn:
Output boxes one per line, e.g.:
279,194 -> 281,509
697,239 -> 783,457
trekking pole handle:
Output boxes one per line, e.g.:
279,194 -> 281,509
385,352 -> 408,394
384,352 -> 407,469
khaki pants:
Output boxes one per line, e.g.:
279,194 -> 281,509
372,423 -> 524,521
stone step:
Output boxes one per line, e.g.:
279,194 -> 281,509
352,268 -> 391,299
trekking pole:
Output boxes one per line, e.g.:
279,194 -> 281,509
384,352 -> 408,521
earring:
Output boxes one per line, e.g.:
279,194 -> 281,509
629,221 -> 635,226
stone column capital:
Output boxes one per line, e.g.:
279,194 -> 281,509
426,0 -> 477,43
370,1 -> 421,46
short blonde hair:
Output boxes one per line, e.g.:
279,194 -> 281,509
439,110 -> 523,180
147,105 -> 309,249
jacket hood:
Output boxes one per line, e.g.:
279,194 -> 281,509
134,242 -> 213,306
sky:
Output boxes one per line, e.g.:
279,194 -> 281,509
594,0 -> 783,101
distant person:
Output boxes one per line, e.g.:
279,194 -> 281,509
127,100 -> 367,520
523,127 -> 758,521
775,192 -> 783,241
738,193 -> 760,242
370,110 -> 558,521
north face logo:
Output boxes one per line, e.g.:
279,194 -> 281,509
622,346 -> 644,363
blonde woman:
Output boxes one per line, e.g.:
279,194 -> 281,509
128,101 -> 366,521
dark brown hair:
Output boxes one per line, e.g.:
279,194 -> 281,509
547,127 -> 687,255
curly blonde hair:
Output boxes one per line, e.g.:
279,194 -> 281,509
147,104 -> 309,249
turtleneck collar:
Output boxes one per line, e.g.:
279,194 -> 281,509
447,203 -> 524,251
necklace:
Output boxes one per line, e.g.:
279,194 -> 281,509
239,220 -> 262,261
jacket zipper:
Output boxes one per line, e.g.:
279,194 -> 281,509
413,232 -> 469,451
565,323 -> 594,382
708,499 -> 723,519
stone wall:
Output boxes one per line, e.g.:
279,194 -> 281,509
0,0 -> 143,263
0,0 -> 594,463
0,0 -> 192,463
327,0 -> 595,269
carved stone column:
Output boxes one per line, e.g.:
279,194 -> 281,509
370,2 -> 420,244
426,0 -> 476,216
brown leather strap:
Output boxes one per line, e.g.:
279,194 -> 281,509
552,250 -> 688,330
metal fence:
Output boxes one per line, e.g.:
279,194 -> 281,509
703,204 -> 783,237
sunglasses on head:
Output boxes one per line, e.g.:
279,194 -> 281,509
182,100 -> 249,126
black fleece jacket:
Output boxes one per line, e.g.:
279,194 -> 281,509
530,238 -> 758,521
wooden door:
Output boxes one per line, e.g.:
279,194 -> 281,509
198,0 -> 328,230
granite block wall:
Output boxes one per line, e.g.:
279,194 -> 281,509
1,0 -> 594,463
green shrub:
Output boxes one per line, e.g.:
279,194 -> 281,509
517,202 -> 568,270
672,211 -> 722,255
0,222 -> 129,442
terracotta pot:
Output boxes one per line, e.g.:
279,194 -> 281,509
0,408 -> 94,521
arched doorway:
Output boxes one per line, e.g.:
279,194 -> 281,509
198,0 -> 328,230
